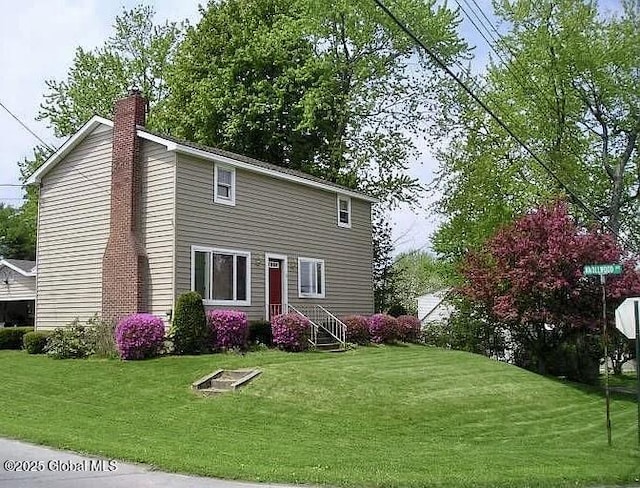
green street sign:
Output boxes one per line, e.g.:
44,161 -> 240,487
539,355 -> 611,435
583,263 -> 623,276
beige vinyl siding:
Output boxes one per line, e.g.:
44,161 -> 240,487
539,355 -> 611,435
0,272 -> 35,301
36,129 -> 176,329
138,140 -> 176,320
36,128 -> 112,329
175,154 -> 373,320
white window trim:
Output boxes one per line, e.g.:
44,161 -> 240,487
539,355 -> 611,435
213,165 -> 236,206
297,257 -> 326,299
191,245 -> 251,306
264,253 -> 289,319
337,195 -> 351,228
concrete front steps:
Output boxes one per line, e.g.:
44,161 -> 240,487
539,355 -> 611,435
315,327 -> 344,352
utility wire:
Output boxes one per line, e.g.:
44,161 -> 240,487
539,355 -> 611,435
455,0 -> 634,245
456,0 -> 599,168
0,99 -> 56,153
372,0 -> 629,247
0,102 -> 102,195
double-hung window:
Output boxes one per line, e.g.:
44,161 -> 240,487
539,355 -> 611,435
192,246 -> 250,305
337,195 -> 351,228
214,165 -> 235,205
298,257 -> 325,298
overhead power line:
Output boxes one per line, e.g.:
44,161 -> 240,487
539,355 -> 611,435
372,0 -> 630,248
454,0 -> 595,169
0,99 -> 56,153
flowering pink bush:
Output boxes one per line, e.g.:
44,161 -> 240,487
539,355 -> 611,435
115,314 -> 165,360
207,310 -> 249,351
368,313 -> 398,344
271,313 -> 311,351
396,315 -> 421,343
343,315 -> 370,344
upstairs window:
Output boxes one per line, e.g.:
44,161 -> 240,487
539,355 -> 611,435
192,246 -> 250,305
298,257 -> 325,298
214,165 -> 235,205
337,195 -> 351,228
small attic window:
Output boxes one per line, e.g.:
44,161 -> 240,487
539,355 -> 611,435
337,195 -> 351,228
214,165 -> 235,206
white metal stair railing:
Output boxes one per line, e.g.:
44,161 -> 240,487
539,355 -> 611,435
286,304 -> 346,348
286,304 -> 317,346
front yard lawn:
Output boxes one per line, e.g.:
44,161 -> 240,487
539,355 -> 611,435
0,345 -> 638,487
607,373 -> 638,391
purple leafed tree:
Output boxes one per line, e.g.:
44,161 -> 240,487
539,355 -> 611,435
460,201 -> 640,379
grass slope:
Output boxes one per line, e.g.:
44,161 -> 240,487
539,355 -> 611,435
0,345 -> 638,487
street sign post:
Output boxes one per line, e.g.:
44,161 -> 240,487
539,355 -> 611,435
584,263 -> 623,447
614,297 -> 640,446
583,264 -> 623,276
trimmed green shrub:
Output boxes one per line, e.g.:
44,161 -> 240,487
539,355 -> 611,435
249,321 -> 272,346
387,303 -> 408,318
0,327 -> 33,349
170,291 -> 209,354
343,315 -> 370,344
397,315 -> 421,343
45,320 -> 96,359
23,331 -> 49,354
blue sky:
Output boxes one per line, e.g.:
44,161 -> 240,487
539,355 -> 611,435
0,0 -> 619,254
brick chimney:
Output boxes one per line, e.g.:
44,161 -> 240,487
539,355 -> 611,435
102,89 -> 148,324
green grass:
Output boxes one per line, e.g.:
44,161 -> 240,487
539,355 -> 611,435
0,345 -> 638,487
607,373 -> 639,391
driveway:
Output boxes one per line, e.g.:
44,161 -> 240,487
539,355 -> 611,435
0,438 -> 296,488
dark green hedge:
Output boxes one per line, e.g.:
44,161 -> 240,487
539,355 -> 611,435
171,292 -> 209,354
23,331 -> 50,354
0,327 -> 34,350
249,321 -> 272,346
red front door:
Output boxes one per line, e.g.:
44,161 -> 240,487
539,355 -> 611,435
268,259 -> 282,319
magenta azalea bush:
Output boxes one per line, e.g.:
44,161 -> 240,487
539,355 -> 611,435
343,315 -> 370,344
396,315 -> 421,343
207,310 -> 249,350
271,313 -> 311,352
115,314 -> 165,360
368,313 -> 398,344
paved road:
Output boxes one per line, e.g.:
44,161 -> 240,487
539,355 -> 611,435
0,438 -> 295,488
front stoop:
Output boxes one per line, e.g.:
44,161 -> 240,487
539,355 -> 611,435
192,369 -> 261,396
314,328 -> 345,352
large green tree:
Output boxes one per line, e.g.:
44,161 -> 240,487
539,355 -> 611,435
13,6 -> 182,259
160,0 -> 468,204
0,204 -> 36,260
372,208 -> 397,312
38,5 -> 182,137
433,0 -> 640,261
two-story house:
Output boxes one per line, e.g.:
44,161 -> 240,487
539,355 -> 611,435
27,91 -> 375,333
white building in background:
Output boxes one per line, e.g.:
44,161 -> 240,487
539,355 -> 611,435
0,259 -> 36,327
417,289 -> 455,325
